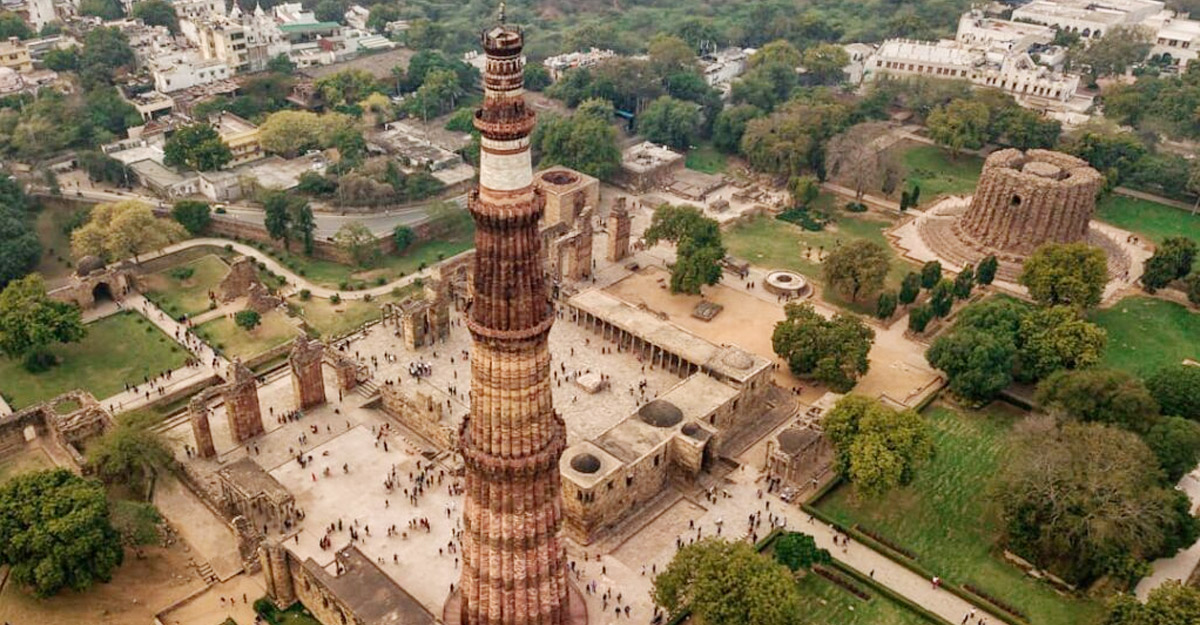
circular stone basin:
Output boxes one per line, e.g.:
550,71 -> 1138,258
764,270 -> 810,297
570,453 -> 601,474
638,400 -> 684,428
1022,161 -> 1063,179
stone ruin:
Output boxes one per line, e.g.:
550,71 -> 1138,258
607,198 -> 632,263
188,360 -> 267,457
381,282 -> 450,351
0,391 -> 114,469
48,257 -> 137,309
548,206 -> 594,283
288,336 -> 327,411
219,257 -> 282,313
916,148 -> 1130,283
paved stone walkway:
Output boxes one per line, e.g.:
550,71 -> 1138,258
1136,466 -> 1200,599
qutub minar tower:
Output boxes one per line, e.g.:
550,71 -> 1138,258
455,5 -> 575,624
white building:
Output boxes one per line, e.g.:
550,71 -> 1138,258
1143,10 -> 1200,67
544,48 -> 616,80
698,47 -> 750,91
151,52 -> 231,92
956,12 -> 1056,57
1011,0 -> 1163,39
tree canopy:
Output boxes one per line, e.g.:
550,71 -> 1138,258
644,204 -> 725,295
772,302 -> 873,392
822,395 -> 933,497
532,100 -> 621,179
1146,364 -> 1200,421
1019,242 -> 1109,309
0,274 -> 86,370
333,221 -> 380,268
71,200 -> 187,262
171,200 -> 211,236
87,412 -> 173,494
1035,368 -> 1159,433
1104,581 -> 1200,625
637,96 -> 702,150
0,469 -> 124,597
163,123 -> 232,172
821,239 -> 890,302
652,538 -> 802,625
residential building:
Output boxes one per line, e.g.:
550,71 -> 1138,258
212,111 -> 263,166
544,48 -> 616,80
1011,0 -> 1163,38
0,37 -> 32,74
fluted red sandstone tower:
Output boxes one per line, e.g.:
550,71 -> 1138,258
960,149 -> 1104,257
457,12 -> 571,625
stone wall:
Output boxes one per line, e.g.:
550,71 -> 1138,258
379,385 -> 459,449
960,149 -> 1103,257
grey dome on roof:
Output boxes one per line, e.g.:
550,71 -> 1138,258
76,255 -> 105,277
722,349 -> 754,370
570,453 -> 601,474
638,399 -> 683,428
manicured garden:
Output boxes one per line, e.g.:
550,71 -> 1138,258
814,404 -> 1105,625
141,254 -> 230,318
1089,296 -> 1200,376
1096,194 -> 1200,248
287,283 -> 420,339
0,311 -> 189,409
194,310 -> 300,360
895,143 -> 984,206
725,203 -> 916,314
794,571 -> 929,625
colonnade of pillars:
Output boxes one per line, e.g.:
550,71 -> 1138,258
563,305 -> 701,378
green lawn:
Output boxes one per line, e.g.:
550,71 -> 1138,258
34,201 -> 90,286
794,572 -> 929,625
1089,296 -> 1200,376
816,404 -> 1105,625
1096,194 -> 1200,249
685,143 -> 728,174
0,311 -> 189,409
141,254 -> 230,318
195,310 -> 299,360
287,283 -> 420,339
725,204 -> 916,314
897,143 -> 984,207
266,212 -> 474,290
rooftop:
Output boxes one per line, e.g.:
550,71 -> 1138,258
305,546 -> 437,625
620,141 -> 683,174
217,457 -> 293,504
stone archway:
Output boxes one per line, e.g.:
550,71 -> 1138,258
92,282 -> 113,303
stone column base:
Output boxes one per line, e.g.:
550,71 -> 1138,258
442,581 -> 589,625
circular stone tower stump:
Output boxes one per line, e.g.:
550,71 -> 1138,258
958,149 -> 1104,257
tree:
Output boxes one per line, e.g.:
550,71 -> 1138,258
822,240 -> 889,302
406,18 -> 444,50
926,99 -> 990,157
0,469 -> 123,597
1185,273 -> 1200,307
163,123 -> 232,172
524,64 -> 551,91
259,111 -> 354,158
234,309 -> 261,331
297,171 -> 337,196
1145,364 -> 1200,421
80,0 -> 124,20
1019,242 -> 1108,309
644,205 -> 724,295
772,302 -> 874,393
1104,581 -> 1200,625
267,53 -> 294,74
801,44 -> 849,85
43,46 -> 78,72
131,0 -> 178,33
929,279 -> 955,317
823,395 -> 933,497
712,105 -> 762,153
264,191 -> 292,249
920,261 -> 942,289
334,222 -> 380,268
0,275 -> 86,371
1017,306 -> 1108,381
1141,237 -> 1197,292
876,291 -> 898,319
71,201 -> 187,263
315,69 -> 379,108
1144,417 -> 1200,483
314,0 -> 344,23
87,412 -> 173,493
653,538 -> 802,625
899,272 -> 921,305
393,225 -> 415,253
648,33 -> 696,76
1069,25 -> 1153,80
997,420 -> 1197,585
976,254 -> 999,286
532,104 -> 621,179
637,96 -> 702,150
739,100 -> 851,176
79,27 -> 134,88
1036,368 -> 1159,433
0,203 -> 40,289
171,200 -> 211,235
825,122 -> 890,201
908,305 -> 933,333
953,264 -> 975,299
773,532 -> 831,571
786,175 -> 820,208
929,323 -> 1018,400
0,11 -> 31,40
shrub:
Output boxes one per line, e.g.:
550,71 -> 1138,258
330,293 -> 341,304
338,280 -> 349,290
844,201 -> 868,213
908,305 -> 933,333
876,291 -> 898,319
215,207 -> 227,214
299,289 -> 311,301
364,293 -> 373,302
168,266 -> 195,281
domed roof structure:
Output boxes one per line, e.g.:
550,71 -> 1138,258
76,255 -> 105,277
637,400 -> 683,428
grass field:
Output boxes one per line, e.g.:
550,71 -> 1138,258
195,310 -> 299,360
33,201 -> 90,286
268,212 -> 474,289
816,404 -> 1105,625
794,570 -> 929,625
141,254 -> 230,318
725,204 -> 915,314
287,283 -> 420,339
0,311 -> 189,409
896,143 -> 984,206
1089,296 -> 1200,376
1096,194 -> 1200,251
685,143 -> 728,174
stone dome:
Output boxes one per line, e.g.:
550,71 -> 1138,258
721,348 -> 754,371
638,400 -> 683,428
76,255 -> 105,277
570,453 -> 601,474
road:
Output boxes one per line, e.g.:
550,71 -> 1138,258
42,185 -> 467,239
